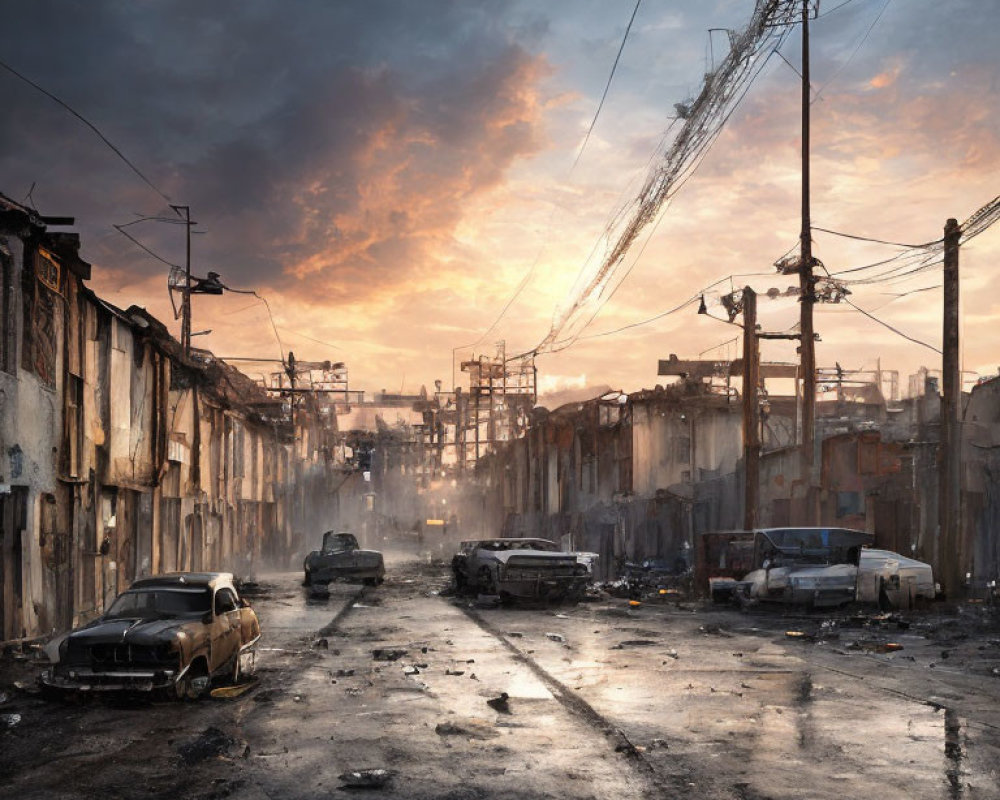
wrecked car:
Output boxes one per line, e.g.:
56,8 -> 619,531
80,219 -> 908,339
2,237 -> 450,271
701,528 -> 936,609
451,537 -> 592,601
303,531 -> 385,587
857,548 -> 936,606
41,572 -> 260,698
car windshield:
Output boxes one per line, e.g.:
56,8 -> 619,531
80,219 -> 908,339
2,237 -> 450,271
105,587 -> 212,619
478,539 -> 559,552
322,533 -> 359,553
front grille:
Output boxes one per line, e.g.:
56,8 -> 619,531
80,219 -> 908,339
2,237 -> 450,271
68,643 -> 177,670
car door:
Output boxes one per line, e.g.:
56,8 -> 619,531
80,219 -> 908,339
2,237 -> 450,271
211,587 -> 243,673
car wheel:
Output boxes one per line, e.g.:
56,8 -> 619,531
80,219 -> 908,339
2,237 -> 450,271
176,661 -> 209,701
303,568 -> 313,587
478,567 -> 497,595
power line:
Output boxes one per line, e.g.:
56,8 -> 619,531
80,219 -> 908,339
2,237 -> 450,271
0,58 -> 171,204
812,0 -> 890,104
276,327 -> 343,351
530,0 -> 799,357
573,0 -> 643,170
815,0 -> 860,18
812,224 -> 936,249
841,297 -> 941,354
113,224 -> 181,268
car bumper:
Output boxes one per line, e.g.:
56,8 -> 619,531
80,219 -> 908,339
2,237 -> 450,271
311,565 -> 384,582
40,667 -> 181,692
496,575 -> 589,599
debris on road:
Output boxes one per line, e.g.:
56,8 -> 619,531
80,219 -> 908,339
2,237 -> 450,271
371,648 -> 408,661
176,727 -> 247,764
611,639 -> 657,649
486,692 -> 510,714
210,680 -> 258,699
339,768 -> 394,789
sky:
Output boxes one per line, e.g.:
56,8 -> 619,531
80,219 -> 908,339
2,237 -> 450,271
0,0 -> 997,400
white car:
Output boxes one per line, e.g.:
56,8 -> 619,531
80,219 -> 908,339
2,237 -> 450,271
857,548 -> 935,606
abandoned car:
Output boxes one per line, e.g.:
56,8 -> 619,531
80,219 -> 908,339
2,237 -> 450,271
857,548 -> 936,605
41,572 -> 260,697
303,531 -> 385,587
452,537 -> 592,600
698,527 -> 934,609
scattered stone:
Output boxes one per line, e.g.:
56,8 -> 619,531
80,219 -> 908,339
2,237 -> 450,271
336,668 -> 356,678
1,713 -> 21,729
507,632 -> 524,638
445,669 -> 465,676
403,666 -> 420,676
313,638 -> 329,649
545,633 -> 566,643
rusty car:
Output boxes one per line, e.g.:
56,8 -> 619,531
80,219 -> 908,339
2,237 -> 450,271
41,572 -> 260,698
303,531 -> 385,587
451,537 -> 592,601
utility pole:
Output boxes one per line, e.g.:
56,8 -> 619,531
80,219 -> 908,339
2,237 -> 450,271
742,288 -> 760,530
939,217 -> 962,599
798,1 -> 817,522
171,204 -> 193,357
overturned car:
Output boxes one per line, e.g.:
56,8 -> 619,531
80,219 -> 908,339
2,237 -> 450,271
303,531 -> 385,587
42,572 -> 260,698
452,537 -> 592,601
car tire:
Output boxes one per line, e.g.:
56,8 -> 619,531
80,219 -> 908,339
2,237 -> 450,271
176,661 -> 209,701
303,568 -> 313,587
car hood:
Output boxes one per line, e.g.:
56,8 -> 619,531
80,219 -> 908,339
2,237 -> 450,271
68,616 -> 193,646
490,549 -> 578,565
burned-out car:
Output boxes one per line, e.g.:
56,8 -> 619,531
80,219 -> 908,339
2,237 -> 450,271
303,531 -> 385,587
452,537 -> 592,601
41,572 -> 260,698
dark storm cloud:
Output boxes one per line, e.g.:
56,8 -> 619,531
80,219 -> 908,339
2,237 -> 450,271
0,0 -> 547,299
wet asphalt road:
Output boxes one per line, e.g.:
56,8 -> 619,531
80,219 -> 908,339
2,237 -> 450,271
1,561 -> 1000,800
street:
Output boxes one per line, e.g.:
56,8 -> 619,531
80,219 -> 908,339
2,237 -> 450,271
2,559 -> 1000,800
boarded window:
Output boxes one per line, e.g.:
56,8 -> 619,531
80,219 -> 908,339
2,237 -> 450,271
21,247 -> 60,388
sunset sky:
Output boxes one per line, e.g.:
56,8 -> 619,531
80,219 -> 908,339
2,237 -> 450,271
1,0 -> 997,400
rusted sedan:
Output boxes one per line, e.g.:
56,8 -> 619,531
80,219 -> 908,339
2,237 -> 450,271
41,572 -> 260,699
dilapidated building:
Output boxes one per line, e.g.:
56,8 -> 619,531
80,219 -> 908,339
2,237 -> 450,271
0,193 -> 343,642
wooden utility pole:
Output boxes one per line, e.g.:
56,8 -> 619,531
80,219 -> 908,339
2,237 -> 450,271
171,204 -> 193,357
742,288 -> 760,530
939,217 -> 962,599
798,1 -> 817,519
